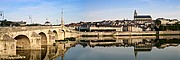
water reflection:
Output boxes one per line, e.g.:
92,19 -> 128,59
79,36 -> 180,49
0,41 -> 77,60
75,36 -> 180,60
0,35 -> 180,60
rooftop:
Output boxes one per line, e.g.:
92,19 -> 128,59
134,15 -> 152,18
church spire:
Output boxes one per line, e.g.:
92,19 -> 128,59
134,10 -> 137,16
134,50 -> 138,58
61,8 -> 64,30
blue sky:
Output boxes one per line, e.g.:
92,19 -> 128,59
0,0 -> 180,24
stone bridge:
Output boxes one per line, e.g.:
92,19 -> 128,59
0,26 -> 75,50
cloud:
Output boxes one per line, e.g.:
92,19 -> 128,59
176,6 -> 180,8
5,1 -> 61,24
0,0 -> 41,2
138,0 -> 154,2
84,8 -> 139,21
3,0 -> 83,24
2,0 -> 180,24
151,10 -> 180,20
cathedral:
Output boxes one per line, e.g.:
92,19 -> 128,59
134,10 -> 152,24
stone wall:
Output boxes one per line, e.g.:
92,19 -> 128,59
0,40 -> 16,56
80,31 -> 180,36
159,31 -> 180,34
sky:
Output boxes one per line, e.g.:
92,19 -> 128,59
0,0 -> 180,24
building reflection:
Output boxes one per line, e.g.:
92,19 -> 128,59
134,40 -> 152,58
78,36 -> 180,57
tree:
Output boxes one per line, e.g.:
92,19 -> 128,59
155,19 -> 161,26
154,19 -> 161,31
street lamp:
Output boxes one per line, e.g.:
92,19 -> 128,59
0,11 -> 4,20
29,15 -> 33,24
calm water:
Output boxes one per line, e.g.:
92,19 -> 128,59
1,36 -> 180,60
54,36 -> 180,60
56,44 -> 180,60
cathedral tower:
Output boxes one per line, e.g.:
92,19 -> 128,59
134,10 -> 137,17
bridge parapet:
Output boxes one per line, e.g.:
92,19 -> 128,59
0,26 -> 62,33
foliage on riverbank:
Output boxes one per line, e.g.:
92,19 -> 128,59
159,24 -> 180,31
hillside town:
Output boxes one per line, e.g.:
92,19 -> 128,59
66,10 -> 180,32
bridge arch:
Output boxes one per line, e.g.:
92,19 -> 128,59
14,35 -> 30,49
41,45 -> 48,60
39,32 -> 47,45
53,30 -> 58,40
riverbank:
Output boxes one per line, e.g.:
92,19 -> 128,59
79,31 -> 180,36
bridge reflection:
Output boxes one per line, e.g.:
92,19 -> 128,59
0,40 -> 77,60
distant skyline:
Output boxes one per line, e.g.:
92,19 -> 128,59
0,0 -> 180,24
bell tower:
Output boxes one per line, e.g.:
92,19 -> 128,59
134,10 -> 137,17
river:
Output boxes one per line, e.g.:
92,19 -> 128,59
0,35 -> 180,60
